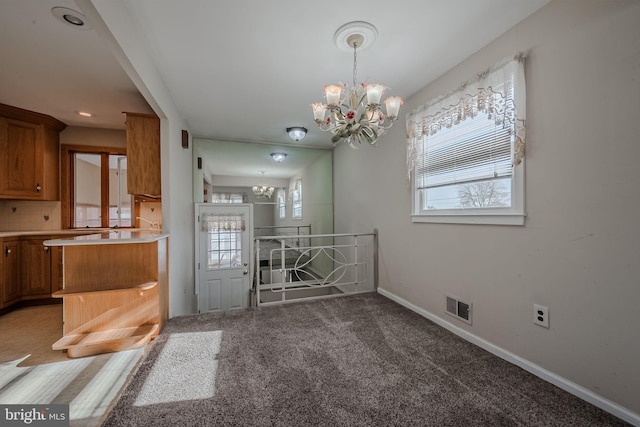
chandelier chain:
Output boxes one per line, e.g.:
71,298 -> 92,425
352,42 -> 358,88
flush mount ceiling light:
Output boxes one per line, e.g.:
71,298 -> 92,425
286,127 -> 307,142
311,21 -> 403,148
271,152 -> 288,162
51,7 -> 92,30
78,111 -> 93,117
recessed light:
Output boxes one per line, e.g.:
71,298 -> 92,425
78,111 -> 93,117
51,7 -> 92,30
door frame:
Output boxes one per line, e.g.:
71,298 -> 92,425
194,202 -> 254,312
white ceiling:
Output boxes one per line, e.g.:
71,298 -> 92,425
0,0 -> 550,159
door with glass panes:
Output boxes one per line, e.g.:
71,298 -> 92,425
197,203 -> 252,312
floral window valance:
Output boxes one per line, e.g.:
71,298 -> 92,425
201,214 -> 245,232
406,54 -> 526,181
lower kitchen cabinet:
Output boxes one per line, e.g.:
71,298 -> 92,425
20,237 -> 52,299
2,238 -> 21,307
0,234 -> 66,310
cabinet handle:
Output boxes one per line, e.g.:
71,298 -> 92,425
44,246 -> 49,252
5,248 -> 11,255
36,183 -> 42,192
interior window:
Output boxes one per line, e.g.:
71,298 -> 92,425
62,145 -> 132,228
291,180 -> 302,219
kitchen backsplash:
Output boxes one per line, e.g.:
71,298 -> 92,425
0,200 -> 62,231
0,200 -> 163,231
138,202 -> 162,229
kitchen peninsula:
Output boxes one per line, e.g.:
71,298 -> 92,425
44,230 -> 168,358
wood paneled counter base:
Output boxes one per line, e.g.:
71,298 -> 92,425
45,231 -> 169,358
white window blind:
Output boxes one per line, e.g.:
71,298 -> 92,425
416,112 -> 513,191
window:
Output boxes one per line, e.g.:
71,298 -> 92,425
210,192 -> 245,203
277,188 -> 286,219
62,145 -> 132,228
291,179 -> 302,219
201,214 -> 244,269
407,56 -> 526,225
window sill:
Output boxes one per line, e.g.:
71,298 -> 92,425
411,212 -> 525,226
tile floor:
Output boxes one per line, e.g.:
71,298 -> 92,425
0,304 -> 144,426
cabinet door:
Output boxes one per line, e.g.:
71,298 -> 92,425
3,239 -> 21,305
20,238 -> 51,298
0,118 -> 45,199
126,113 -> 161,196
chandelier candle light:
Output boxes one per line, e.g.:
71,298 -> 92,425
312,22 -> 403,147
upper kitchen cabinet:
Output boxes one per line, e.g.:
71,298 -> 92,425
125,112 -> 161,197
0,104 -> 66,200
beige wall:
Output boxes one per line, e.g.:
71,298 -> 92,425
334,0 -> 640,420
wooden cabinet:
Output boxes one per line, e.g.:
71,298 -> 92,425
125,112 -> 161,197
0,104 -> 66,201
20,237 -> 52,299
1,238 -> 21,307
0,233 -> 78,311
50,234 -> 168,357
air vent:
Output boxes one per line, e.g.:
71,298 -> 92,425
446,295 -> 472,325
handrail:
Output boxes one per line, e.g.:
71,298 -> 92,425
255,232 -> 376,240
253,231 -> 378,307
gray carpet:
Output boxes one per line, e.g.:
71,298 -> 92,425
102,293 -> 629,426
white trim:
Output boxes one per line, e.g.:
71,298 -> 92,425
377,287 -> 640,426
411,212 -> 525,225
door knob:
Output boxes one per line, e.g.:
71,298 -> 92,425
243,269 -> 249,275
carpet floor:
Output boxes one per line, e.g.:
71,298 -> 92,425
103,293 -> 630,426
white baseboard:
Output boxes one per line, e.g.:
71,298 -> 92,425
377,287 -> 640,426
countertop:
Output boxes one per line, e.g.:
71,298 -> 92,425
44,230 -> 169,246
0,229 -> 101,238
0,228 -> 157,238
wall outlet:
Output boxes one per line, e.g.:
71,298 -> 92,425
533,304 -> 549,328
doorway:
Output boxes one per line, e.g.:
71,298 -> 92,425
195,203 -> 253,312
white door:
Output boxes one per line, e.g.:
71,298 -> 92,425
196,203 -> 252,312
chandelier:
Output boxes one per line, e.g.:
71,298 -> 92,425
311,22 -> 403,148
252,185 -> 274,199
252,171 -> 274,198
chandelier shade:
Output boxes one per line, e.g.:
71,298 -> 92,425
312,22 -> 403,148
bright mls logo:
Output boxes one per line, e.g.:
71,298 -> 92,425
1,405 -> 69,426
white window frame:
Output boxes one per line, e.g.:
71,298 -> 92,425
411,162 -> 525,225
277,188 -> 286,219
408,56 -> 526,226
210,192 -> 245,204
291,179 -> 302,219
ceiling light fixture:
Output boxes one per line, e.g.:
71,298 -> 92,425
78,111 -> 93,117
253,171 -> 274,199
51,7 -> 92,30
271,152 -> 288,162
286,127 -> 307,142
311,21 -> 403,148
